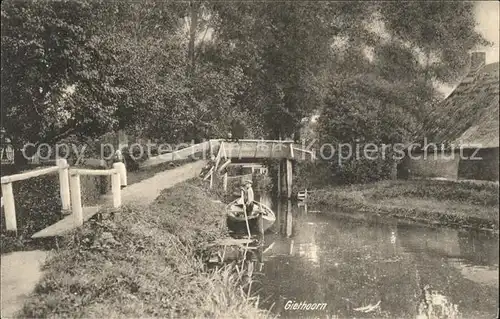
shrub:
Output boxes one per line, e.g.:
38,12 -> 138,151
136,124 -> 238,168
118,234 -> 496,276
332,155 -> 396,185
1,173 -> 62,253
292,161 -> 333,193
253,173 -> 273,192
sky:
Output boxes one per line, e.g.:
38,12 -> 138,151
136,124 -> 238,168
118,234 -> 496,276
439,2 -> 499,96
475,1 -> 500,64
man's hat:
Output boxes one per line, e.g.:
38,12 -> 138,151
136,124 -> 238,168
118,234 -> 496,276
244,180 -> 253,185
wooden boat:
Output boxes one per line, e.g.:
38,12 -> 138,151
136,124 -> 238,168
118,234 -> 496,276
226,198 -> 276,235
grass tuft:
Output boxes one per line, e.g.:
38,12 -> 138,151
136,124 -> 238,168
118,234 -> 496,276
19,183 -> 271,318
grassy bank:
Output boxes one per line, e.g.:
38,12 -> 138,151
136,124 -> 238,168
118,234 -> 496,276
308,179 -> 499,231
19,183 -> 269,318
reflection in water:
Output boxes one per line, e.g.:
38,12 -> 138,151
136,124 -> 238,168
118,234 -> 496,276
298,201 -> 307,215
256,196 -> 499,319
277,200 -> 284,235
397,225 -> 462,258
290,202 -> 320,265
286,200 -> 292,238
416,285 -> 461,319
296,242 -> 319,266
259,192 -> 272,208
457,230 -> 499,266
448,259 -> 499,287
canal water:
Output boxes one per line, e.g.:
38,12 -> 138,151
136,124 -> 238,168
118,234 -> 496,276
254,193 -> 499,319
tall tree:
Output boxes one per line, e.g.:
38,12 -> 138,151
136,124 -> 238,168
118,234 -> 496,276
1,0 -> 490,159
1,0 -> 111,147
210,2 -> 375,139
379,2 -> 489,83
316,2 -> 489,183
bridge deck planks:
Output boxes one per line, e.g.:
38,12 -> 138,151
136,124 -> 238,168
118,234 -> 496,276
141,140 -> 312,168
224,141 -> 294,159
31,206 -> 100,238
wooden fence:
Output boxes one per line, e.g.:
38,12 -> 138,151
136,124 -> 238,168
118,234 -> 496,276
1,159 -> 127,234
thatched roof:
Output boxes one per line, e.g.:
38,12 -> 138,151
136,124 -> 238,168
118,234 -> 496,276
455,95 -> 499,148
429,61 -> 499,149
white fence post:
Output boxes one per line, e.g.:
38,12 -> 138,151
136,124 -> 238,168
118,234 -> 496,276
70,172 -> 83,226
208,140 -> 213,159
111,169 -> 121,208
113,162 -> 127,187
57,159 -> 71,212
286,159 -> 293,199
277,161 -> 282,195
223,172 -> 228,192
1,182 -> 17,231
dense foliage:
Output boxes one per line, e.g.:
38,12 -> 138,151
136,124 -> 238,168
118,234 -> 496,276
1,0 -> 489,183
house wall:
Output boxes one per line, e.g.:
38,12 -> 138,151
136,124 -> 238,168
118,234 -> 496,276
398,152 -> 460,180
398,147 -> 499,181
458,147 -> 499,181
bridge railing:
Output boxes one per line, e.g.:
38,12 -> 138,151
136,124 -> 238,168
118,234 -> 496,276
139,140 -> 215,169
290,146 -> 316,161
138,139 -> 314,169
69,162 -> 126,226
202,141 -> 228,188
1,159 -> 71,232
0,159 -> 127,232
222,139 -> 314,161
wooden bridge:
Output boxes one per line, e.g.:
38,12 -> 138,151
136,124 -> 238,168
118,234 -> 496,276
139,139 -> 315,199
139,139 -> 315,167
0,139 -> 314,239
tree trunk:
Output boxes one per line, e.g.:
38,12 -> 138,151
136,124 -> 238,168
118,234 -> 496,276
187,1 -> 200,76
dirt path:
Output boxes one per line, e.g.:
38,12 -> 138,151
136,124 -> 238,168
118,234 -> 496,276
121,160 -> 207,206
0,160 -> 207,318
1,250 -> 48,318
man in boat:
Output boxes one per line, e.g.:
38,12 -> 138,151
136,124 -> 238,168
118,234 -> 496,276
241,180 -> 254,214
